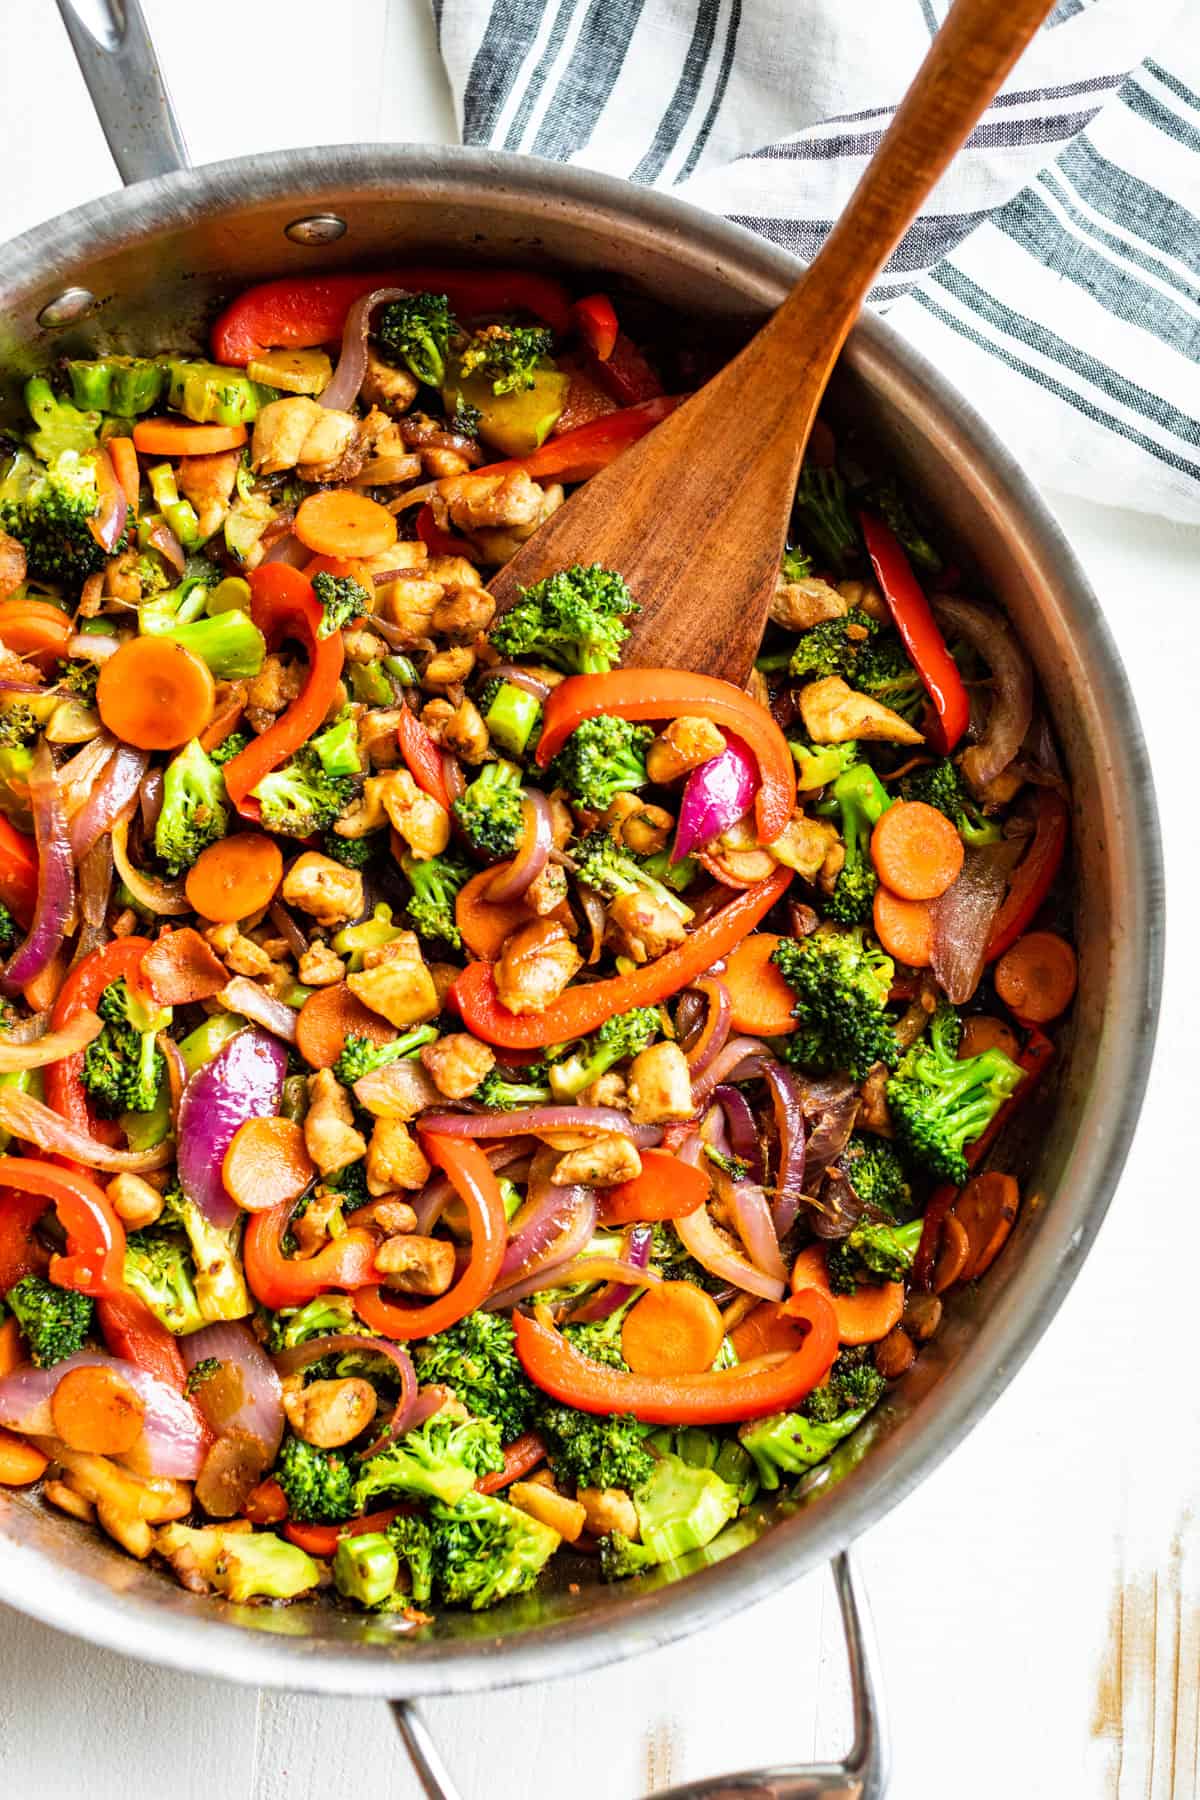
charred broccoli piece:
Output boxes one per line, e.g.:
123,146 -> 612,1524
155,738 -> 229,875
548,714 -> 653,811
898,758 -> 1001,848
5,1272 -> 93,1368
453,759 -> 525,861
773,928 -> 898,1080
459,323 -> 555,396
814,761 -> 892,926
887,1003 -> 1024,1185
374,292 -> 458,388
547,1006 -> 661,1099
412,1311 -> 537,1444
402,848 -> 473,949
489,564 -> 637,676
312,569 -> 370,640
81,977 -> 170,1116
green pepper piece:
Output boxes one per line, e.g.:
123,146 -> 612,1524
349,662 -> 396,707
66,358 -> 164,417
178,1013 -> 244,1079
207,576 -> 252,616
162,359 -> 277,428
481,681 -> 542,757
147,464 -> 202,549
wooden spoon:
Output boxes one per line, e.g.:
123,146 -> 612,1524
489,0 -> 1055,684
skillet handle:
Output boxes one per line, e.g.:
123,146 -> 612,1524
391,1549 -> 888,1800
55,0 -> 190,185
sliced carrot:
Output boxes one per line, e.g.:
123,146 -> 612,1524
790,1243 -> 904,1346
871,801 -> 964,901
455,867 -> 535,962
723,932 -> 798,1035
598,1148 -> 710,1225
0,1315 -> 22,1379
184,833 -> 283,924
729,1299 -> 813,1361
97,636 -> 215,751
22,945 -> 69,1014
132,419 -> 248,456
224,1116 -> 315,1213
107,436 -> 141,515
931,1214 -> 971,1293
242,1476 -> 290,1525
295,981 -> 397,1070
294,490 -> 397,560
953,1171 -> 1020,1281
140,926 -> 228,1005
0,1427 -> 48,1486
0,598 -> 72,662
199,680 -> 248,753
872,886 -> 934,967
958,1014 -> 1020,1062
621,1281 -> 726,1376
994,930 -> 1077,1024
50,1365 -> 145,1456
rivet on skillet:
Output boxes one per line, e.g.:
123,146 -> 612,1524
285,215 -> 348,245
37,287 -> 98,329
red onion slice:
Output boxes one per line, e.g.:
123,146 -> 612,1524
483,665 -> 552,702
182,1322 -> 285,1460
216,976 -> 299,1045
0,1010 -> 102,1072
486,790 -> 553,904
70,742 -> 149,861
712,1084 -> 764,1182
146,517 -> 186,574
57,735 -> 116,816
411,1140 -> 531,1235
931,840 -> 1024,1006
419,1105 -> 660,1146
690,1036 -> 770,1110
681,977 -> 733,1077
499,1151 -> 597,1284
760,1059 -> 807,1238
112,816 -> 191,916
673,734 -> 756,862
320,286 -> 413,413
567,1223 -> 655,1323
262,530 -> 310,569
269,901 -> 309,962
0,1087 -> 173,1170
932,595 -> 1034,792
178,1028 -> 288,1228
1,740 -> 74,996
802,1077 -> 861,1194
486,1250 -> 658,1313
395,415 -> 484,464
675,1132 -> 786,1301
86,448 -> 128,554
440,751 -> 466,807
139,765 -> 165,837
0,1350 -> 208,1478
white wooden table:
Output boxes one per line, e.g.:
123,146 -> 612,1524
1,5 -> 1197,1795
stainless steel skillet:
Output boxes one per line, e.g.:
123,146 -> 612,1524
0,5 -> 1163,1795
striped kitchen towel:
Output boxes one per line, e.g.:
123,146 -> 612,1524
432,0 -> 1200,521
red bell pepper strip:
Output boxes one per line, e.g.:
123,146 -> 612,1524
913,1026 -> 1054,1290
0,816 -> 38,927
453,867 -> 793,1050
0,1156 -> 125,1297
221,564 -> 345,821
476,1431 -> 548,1495
537,669 -> 796,843
473,394 -> 681,484
243,1203 -> 378,1311
211,268 -> 573,365
354,1133 -> 508,1340
0,1188 -> 51,1290
44,937 -> 154,1161
96,1293 -> 188,1393
397,704 -> 453,812
572,294 -> 619,362
591,331 -> 665,406
107,437 -> 140,517
860,512 -> 969,756
513,1286 -> 837,1424
985,790 -> 1069,962
284,1506 -> 408,1557
415,502 -> 474,561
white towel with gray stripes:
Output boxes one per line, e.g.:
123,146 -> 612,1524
433,0 -> 1200,521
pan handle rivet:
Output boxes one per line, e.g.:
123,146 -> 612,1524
37,288 -> 98,329
285,215 -> 348,245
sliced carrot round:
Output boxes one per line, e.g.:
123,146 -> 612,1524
223,1116 -> 315,1212
295,981 -> 397,1070
790,1243 -> 904,1346
0,1426 -> 48,1486
723,932 -> 798,1035
97,636 -> 215,750
51,1365 -> 145,1455
872,886 -> 934,967
621,1281 -> 725,1376
132,419 -> 248,456
598,1148 -> 711,1225
953,1171 -> 1020,1281
294,489 -> 397,559
958,1014 -> 1020,1062
994,930 -> 1077,1023
455,867 -> 535,962
184,832 -> 283,923
871,800 -> 964,901
0,598 -> 71,662
931,1214 -> 971,1293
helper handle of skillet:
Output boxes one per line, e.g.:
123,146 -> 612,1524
488,0 -> 1057,686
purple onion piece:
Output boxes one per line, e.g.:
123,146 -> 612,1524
182,1323 -> 285,1460
177,1028 -> 288,1228
672,734 -> 758,862
0,1350 -> 208,1478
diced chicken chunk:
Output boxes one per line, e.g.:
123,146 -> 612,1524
352,1058 -> 441,1121
494,918 -> 582,1015
837,578 -> 888,622
283,1378 -> 377,1449
552,1132 -> 642,1188
422,645 -> 476,691
420,1033 -> 496,1100
250,396 -> 323,475
509,1480 -> 584,1542
345,1197 -> 419,1234
645,716 -> 727,784
376,1232 -> 456,1293
204,920 -> 273,978
577,1486 -> 639,1541
367,1118 -> 432,1195
375,768 -> 451,859
798,676 -> 924,745
297,941 -> 346,987
769,574 -> 847,631
377,576 -> 443,646
524,861 -> 568,918
437,470 -> 544,531
304,1069 -> 366,1176
432,584 -> 495,640
177,450 -> 241,541
627,1041 -> 694,1125
767,811 -> 841,879
360,348 -> 420,413
297,412 -> 361,483
246,653 -> 304,722
347,933 -> 439,1027
607,890 -> 688,965
0,531 -> 26,601
282,852 -> 364,927
421,696 -> 489,764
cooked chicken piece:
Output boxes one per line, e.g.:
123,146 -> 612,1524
333,774 -> 390,840
973,765 -> 1025,808
437,470 -> 545,532
422,645 -> 476,691
283,1378 -> 377,1450
360,347 -> 419,413
375,767 -> 451,859
607,890 -> 688,964
105,1173 -> 164,1230
341,625 -> 386,665
421,447 -> 472,479
509,1480 -> 584,1542
423,554 -> 484,589
376,575 -> 443,645
348,934 -> 439,1027
344,1197 -> 418,1234
577,1486 -> 639,1541
42,1479 -> 96,1525
298,418 -> 364,485
767,811 -> 841,880
798,676 -> 924,746
432,583 -> 495,640
352,1058 -> 441,1121
357,707 -> 406,768
355,450 -> 423,487
104,548 -> 142,602
552,1133 -> 641,1188
818,839 -> 846,893
770,573 -> 848,631
292,1185 -> 346,1255
427,962 -> 462,1008
282,852 -> 364,928
204,920 -> 273,979
420,1032 -> 495,1100
366,1117 -> 431,1195
495,918 -> 583,1015
467,481 -> 564,565
376,1233 -> 456,1293
0,531 -> 26,601
96,1502 -> 154,1560
250,396 -> 323,475
421,695 -> 489,763
297,940 -> 347,987
524,861 -> 568,918
703,816 -> 776,885
608,799 -> 674,857
837,578 -> 888,622
246,653 -> 305,725
578,1072 -> 627,1112
177,449 -> 241,540
303,1070 -> 366,1176
645,716 -> 727,784
627,1041 -> 694,1125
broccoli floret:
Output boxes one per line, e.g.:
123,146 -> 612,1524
648,1427 -> 760,1505
274,1434 -> 357,1523
773,928 -> 898,1080
535,1380 -> 655,1493
140,601 -> 266,680
476,678 -> 542,759
599,1453 -> 740,1579
402,848 -> 473,949
739,1403 -> 872,1489
0,902 -> 18,955
160,1182 -> 251,1323
412,1311 -> 537,1443
312,569 -> 369,640
450,394 -> 481,440
547,1006 -> 661,1100
0,705 -> 39,749
352,1414 -> 504,1512
81,977 -> 171,1116
571,829 -> 693,925
157,1522 -> 320,1601
430,1488 -> 560,1610
788,608 -> 878,682
0,447 -> 112,588
452,759 -> 525,861
815,761 -> 892,926
331,1024 -> 438,1087
209,730 -> 250,767
123,1229 -> 205,1335
472,1063 -> 552,1110
867,475 -> 944,576
548,714 -> 653,811
322,830 -> 380,869
135,551 -> 172,597
5,1272 -> 93,1368
387,1514 -> 436,1605
321,1159 -> 369,1209
791,465 -> 860,575
898,758 -> 1001,848
789,736 -> 859,794
23,378 -> 101,461
887,1003 -> 1024,1185
310,712 -> 362,779
489,564 -> 637,676
803,1345 -> 887,1424
58,657 -> 100,706
252,746 -> 357,839
852,632 -> 925,724
459,323 -> 555,396
374,293 -> 458,388
826,1218 -> 923,1296
264,1293 -> 375,1355
835,1133 -> 912,1220
781,544 -> 813,582
154,738 -> 229,875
